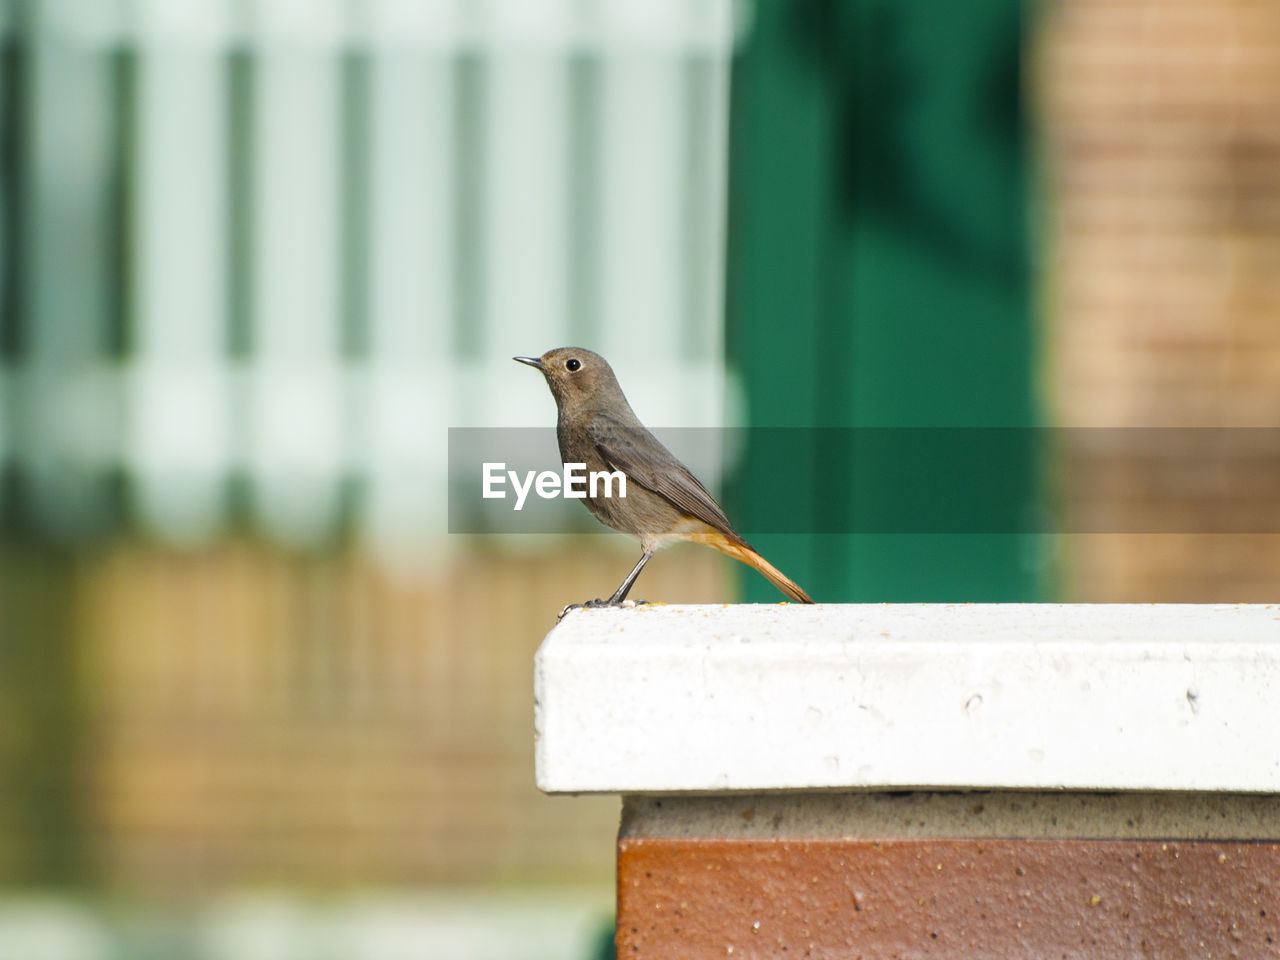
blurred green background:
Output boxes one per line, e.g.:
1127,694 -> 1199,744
4,0 -> 1280,956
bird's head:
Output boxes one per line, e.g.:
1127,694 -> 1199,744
513,347 -> 622,411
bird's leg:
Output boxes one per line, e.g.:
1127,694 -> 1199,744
606,550 -> 654,605
558,550 -> 655,620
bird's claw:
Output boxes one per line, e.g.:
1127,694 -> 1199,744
557,598 -> 651,621
557,599 -> 602,619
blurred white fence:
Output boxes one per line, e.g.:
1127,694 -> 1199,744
0,0 -> 740,550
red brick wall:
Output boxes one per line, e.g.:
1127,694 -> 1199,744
1043,0 -> 1280,599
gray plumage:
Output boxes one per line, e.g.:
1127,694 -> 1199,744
515,347 -> 813,605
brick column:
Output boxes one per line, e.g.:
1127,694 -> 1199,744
617,794 -> 1280,958
535,604 -> 1280,958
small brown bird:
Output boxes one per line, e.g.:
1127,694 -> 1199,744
515,347 -> 813,607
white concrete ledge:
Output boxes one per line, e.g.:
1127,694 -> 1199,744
533,603 -> 1280,794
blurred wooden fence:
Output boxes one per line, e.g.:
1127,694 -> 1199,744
0,538 -> 732,890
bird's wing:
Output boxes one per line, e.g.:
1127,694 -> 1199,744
587,414 -> 739,538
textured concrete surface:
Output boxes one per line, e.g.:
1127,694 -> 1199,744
621,792 -> 1280,841
536,603 -> 1280,793
617,837 -> 1280,958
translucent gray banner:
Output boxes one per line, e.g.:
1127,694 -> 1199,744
448,427 -> 1280,534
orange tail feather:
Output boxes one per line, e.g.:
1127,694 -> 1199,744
693,532 -> 814,603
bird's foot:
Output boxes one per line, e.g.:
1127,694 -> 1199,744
557,598 -> 651,621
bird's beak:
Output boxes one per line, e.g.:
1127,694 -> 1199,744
513,356 -> 544,371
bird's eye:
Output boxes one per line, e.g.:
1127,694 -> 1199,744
565,358 -> 581,372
